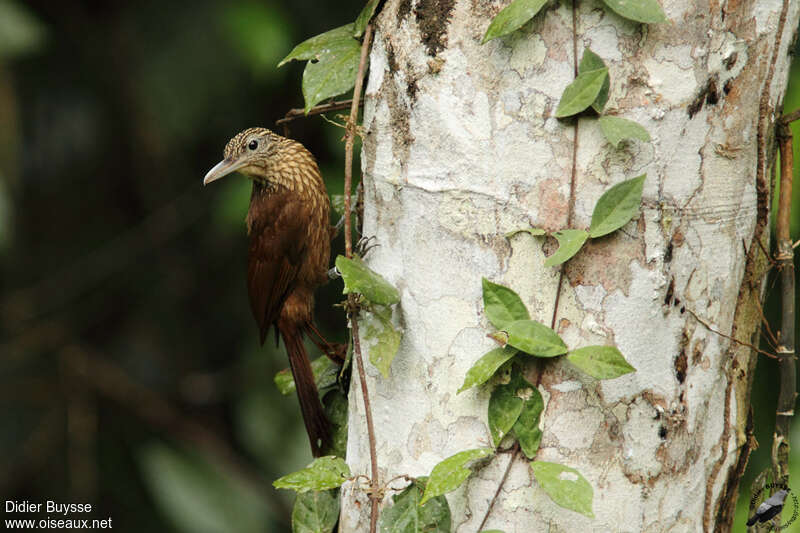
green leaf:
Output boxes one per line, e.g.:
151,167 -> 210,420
602,0 -> 667,24
378,477 -> 451,533
504,227 -> 546,238
598,116 -> 651,148
481,0 -> 548,43
458,346 -> 518,393
511,384 -> 544,459
488,374 -> 525,446
274,456 -> 351,493
323,390 -> 348,458
274,356 -> 339,396
566,346 -> 636,379
0,0 -> 47,59
336,255 -> 400,305
555,68 -> 608,118
505,320 -> 567,357
278,24 -> 356,66
330,194 -> 358,217
420,448 -> 495,505
354,0 -> 380,38
302,37 -> 362,113
543,229 -> 588,267
138,443 -> 269,533
363,305 -> 402,378
292,490 -> 339,533
588,174 -> 646,238
578,49 -> 609,113
531,461 -> 594,518
482,278 -> 530,330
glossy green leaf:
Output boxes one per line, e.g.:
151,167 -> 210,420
488,376 -> 525,446
505,320 -> 567,357
354,0 -> 380,37
274,456 -> 350,493
531,461 -> 594,518
588,174 -> 646,238
420,448 -> 494,505
302,37 -> 361,113
292,490 -> 339,533
378,477 -> 451,533
578,49 -> 609,113
511,384 -> 544,459
481,0 -> 547,43
543,229 -> 588,267
323,390 -> 348,458
336,255 -> 400,305
505,227 -> 546,238
598,116 -> 651,148
566,346 -> 636,379
458,346 -> 518,393
139,443 -> 269,533
278,24 -> 356,66
554,68 -> 608,118
363,305 -> 402,378
482,278 -> 530,330
602,0 -> 667,24
275,356 -> 339,396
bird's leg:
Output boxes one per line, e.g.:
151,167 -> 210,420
306,322 -> 347,363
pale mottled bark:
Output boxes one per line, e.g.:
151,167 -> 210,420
341,1 -> 798,531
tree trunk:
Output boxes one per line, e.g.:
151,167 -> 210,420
341,1 -> 799,531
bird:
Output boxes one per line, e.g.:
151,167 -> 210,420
746,489 -> 789,526
204,127 -> 341,456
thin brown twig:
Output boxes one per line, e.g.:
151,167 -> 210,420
685,307 -> 778,360
276,99 -> 361,126
477,444 -> 520,532
342,21 -> 380,533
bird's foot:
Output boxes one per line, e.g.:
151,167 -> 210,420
355,235 -> 379,258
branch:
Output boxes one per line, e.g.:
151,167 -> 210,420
276,99 -> 362,126
343,22 -> 380,533
476,444 -> 519,531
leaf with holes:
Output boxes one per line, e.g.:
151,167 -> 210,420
598,116 -> 651,148
482,278 -> 530,330
555,68 -> 608,118
505,320 -> 567,357
481,0 -> 548,43
420,448 -> 494,505
543,229 -> 588,267
301,37 -> 361,113
588,174 -> 646,238
354,0 -> 380,37
567,346 -> 636,380
512,383 -> 544,459
578,49 -> 609,113
378,477 -> 451,532
336,255 -> 400,305
362,305 -> 402,378
458,346 -> 518,393
274,456 -> 350,493
279,24 -> 356,66
532,461 -> 594,518
505,227 -> 546,239
292,489 -> 339,533
602,0 -> 667,24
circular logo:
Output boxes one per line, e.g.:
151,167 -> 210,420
748,484 -> 798,530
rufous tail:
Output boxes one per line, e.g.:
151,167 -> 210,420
280,326 -> 331,457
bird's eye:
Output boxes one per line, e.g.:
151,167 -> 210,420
248,140 -> 258,151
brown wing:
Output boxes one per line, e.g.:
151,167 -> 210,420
246,191 -> 308,345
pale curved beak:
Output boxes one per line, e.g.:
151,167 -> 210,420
203,158 -> 247,186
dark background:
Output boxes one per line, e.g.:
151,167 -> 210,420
0,1 -> 797,531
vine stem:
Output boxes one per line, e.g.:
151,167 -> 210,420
476,444 -> 520,532
343,22 -> 380,533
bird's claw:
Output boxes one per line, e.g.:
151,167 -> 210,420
356,235 -> 379,258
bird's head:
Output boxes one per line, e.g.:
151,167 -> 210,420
203,127 -> 282,185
